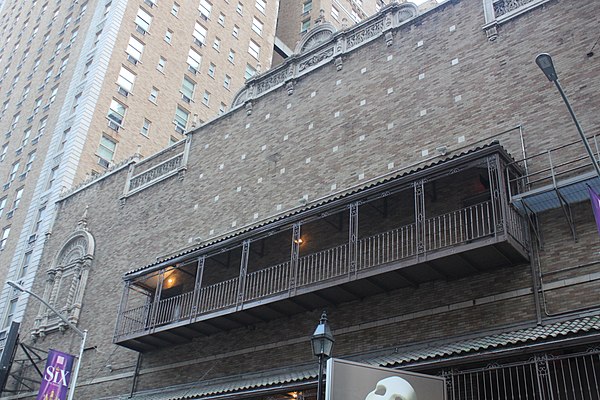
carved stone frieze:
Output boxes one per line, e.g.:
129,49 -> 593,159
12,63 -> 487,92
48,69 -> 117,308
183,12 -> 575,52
493,0 -> 536,17
298,47 -> 334,72
227,3 -> 418,108
255,69 -> 288,95
129,154 -> 184,191
347,20 -> 385,49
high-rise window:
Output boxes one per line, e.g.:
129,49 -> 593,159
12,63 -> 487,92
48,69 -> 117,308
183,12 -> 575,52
193,22 -> 207,46
58,128 -> 70,152
236,2 -> 243,14
141,118 -> 151,136
25,151 -> 35,173
164,29 -> 173,44
255,0 -> 266,14
157,57 -> 166,72
8,162 -> 19,183
252,17 -> 263,36
199,0 -> 212,19
34,97 -> 43,114
208,63 -> 216,78
301,19 -> 310,33
331,6 -> 339,21
126,36 -> 144,63
180,76 -> 195,103
0,197 -> 6,218
248,40 -> 260,59
223,74 -> 231,89
149,87 -> 159,103
2,298 -> 17,328
12,188 -> 23,209
107,99 -> 126,127
98,135 -> 117,164
0,144 -> 8,162
303,0 -> 312,13
187,48 -> 201,74
19,251 -> 32,278
202,91 -> 210,106
218,13 -> 225,25
0,226 -> 10,250
11,113 -> 20,130
245,64 -> 256,80
228,49 -> 235,63
212,37 -> 221,51
171,2 -> 179,15
117,67 -> 135,95
173,106 -> 189,133
135,8 -> 152,34
69,28 -> 78,43
45,166 -> 58,190
38,116 -> 48,136
32,206 -> 45,235
232,25 -> 239,38
22,84 -> 30,99
48,86 -> 58,104
22,128 -> 31,146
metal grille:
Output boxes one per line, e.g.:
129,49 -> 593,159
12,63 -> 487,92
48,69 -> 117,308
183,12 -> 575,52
445,349 -> 600,400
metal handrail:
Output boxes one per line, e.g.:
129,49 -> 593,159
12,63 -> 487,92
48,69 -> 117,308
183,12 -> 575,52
115,201 -> 526,339
507,133 -> 600,195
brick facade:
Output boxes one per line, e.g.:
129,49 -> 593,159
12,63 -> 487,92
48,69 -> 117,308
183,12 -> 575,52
3,0 -> 600,398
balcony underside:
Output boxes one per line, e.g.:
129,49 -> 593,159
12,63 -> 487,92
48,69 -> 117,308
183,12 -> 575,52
117,234 -> 527,352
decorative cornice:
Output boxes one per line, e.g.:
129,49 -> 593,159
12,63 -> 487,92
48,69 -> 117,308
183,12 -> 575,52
231,2 -> 418,109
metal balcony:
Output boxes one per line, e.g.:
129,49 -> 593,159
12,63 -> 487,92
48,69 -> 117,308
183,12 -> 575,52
114,145 -> 530,351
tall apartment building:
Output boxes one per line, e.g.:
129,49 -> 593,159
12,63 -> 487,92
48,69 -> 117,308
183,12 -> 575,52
0,0 -> 375,365
2,0 -> 600,398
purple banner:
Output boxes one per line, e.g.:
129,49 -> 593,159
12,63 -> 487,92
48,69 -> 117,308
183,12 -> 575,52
589,186 -> 600,236
37,349 -> 75,400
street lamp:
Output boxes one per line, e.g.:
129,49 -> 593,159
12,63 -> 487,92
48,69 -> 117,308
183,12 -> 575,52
311,311 -> 334,400
535,53 -> 600,177
6,281 -> 87,400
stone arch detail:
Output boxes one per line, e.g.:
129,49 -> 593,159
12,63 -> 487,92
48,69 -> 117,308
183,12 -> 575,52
32,213 -> 95,337
295,23 -> 337,55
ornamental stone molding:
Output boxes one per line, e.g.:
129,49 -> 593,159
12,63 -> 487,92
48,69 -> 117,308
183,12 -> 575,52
32,208 -> 95,338
231,2 -> 418,109
294,22 -> 337,54
482,0 -> 552,41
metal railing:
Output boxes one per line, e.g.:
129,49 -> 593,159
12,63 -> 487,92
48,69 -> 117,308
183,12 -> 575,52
445,349 -> 600,400
507,133 -> 600,197
244,261 -> 291,301
197,277 -> 239,314
358,224 -> 416,270
115,201 -> 526,340
297,244 -> 349,287
425,202 -> 494,251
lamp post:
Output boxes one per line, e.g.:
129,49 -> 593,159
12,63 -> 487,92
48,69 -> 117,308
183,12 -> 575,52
6,280 -> 87,400
311,311 -> 334,400
535,53 -> 600,177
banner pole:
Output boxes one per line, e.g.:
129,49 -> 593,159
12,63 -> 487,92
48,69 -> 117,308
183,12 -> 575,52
67,330 -> 87,400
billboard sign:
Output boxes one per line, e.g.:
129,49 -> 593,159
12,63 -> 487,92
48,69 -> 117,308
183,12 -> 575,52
326,358 -> 446,400
36,349 -> 75,400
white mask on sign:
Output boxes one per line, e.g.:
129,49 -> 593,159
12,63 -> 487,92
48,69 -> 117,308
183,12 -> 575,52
364,376 -> 417,400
